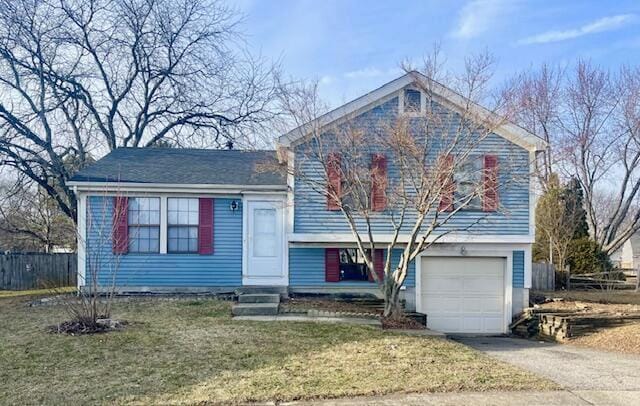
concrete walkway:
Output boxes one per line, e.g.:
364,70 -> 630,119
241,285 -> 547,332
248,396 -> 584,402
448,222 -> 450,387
232,314 -> 382,326
286,390 -> 640,405
453,336 -> 640,390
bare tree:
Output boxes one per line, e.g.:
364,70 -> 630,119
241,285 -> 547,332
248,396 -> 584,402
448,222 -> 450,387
0,0 -> 279,222
0,182 -> 75,252
504,64 -> 562,191
508,61 -> 640,256
279,54 -> 524,317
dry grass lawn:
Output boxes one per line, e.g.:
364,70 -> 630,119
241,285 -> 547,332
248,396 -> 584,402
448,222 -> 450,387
570,323 -> 640,355
0,295 -> 555,405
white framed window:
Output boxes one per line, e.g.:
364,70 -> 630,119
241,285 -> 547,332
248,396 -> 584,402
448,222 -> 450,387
128,197 -> 160,253
399,88 -> 425,115
167,198 -> 199,253
454,156 -> 483,211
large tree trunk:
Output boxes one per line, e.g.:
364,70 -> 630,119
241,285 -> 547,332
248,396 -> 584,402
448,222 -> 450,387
382,277 -> 403,318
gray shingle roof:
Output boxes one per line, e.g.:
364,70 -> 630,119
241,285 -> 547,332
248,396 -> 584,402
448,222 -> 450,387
70,148 -> 286,186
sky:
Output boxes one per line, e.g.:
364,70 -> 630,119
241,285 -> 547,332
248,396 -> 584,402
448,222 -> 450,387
231,0 -> 640,108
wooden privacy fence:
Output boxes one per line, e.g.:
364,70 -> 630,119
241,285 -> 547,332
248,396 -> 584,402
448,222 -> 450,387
0,253 -> 77,290
532,262 -> 555,291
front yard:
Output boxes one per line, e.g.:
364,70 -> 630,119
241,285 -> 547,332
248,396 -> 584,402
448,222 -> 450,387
0,294 -> 555,404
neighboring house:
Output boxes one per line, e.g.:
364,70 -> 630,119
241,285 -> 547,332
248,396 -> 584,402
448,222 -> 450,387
616,235 -> 640,269
69,72 -> 545,334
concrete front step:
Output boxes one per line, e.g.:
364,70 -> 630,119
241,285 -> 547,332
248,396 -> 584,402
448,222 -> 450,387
232,303 -> 279,316
238,293 -> 280,304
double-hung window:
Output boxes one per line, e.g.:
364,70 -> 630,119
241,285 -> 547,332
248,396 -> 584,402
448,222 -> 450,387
128,197 -> 160,253
168,198 -> 199,253
454,156 -> 483,210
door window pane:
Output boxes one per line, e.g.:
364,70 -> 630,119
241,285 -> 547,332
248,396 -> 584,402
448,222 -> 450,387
253,208 -> 276,257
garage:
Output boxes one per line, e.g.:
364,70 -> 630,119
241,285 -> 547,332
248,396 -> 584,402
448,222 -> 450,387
418,256 -> 507,334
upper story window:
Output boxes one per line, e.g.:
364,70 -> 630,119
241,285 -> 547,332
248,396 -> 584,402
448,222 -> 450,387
403,89 -> 422,113
128,197 -> 160,253
454,156 -> 483,211
168,198 -> 199,253
339,248 -> 370,281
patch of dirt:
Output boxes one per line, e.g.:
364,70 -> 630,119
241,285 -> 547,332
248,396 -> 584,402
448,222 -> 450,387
381,315 -> 425,330
282,298 -> 381,315
48,318 -> 128,335
570,322 -> 640,355
533,290 -> 640,306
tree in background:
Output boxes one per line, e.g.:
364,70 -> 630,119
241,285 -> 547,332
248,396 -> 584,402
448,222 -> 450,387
0,183 -> 75,252
533,175 -> 585,271
0,0 -> 279,223
508,61 -> 640,257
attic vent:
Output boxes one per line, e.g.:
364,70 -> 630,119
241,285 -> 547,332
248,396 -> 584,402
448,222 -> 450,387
402,88 -> 422,114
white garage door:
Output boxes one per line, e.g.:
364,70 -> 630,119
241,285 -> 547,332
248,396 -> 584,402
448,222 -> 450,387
419,257 -> 506,334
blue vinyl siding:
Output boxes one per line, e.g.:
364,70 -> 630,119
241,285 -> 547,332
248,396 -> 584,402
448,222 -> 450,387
289,247 -> 415,287
86,196 -> 242,287
512,250 -> 525,288
293,96 -> 531,235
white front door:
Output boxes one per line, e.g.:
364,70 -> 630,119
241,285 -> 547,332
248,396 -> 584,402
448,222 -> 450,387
244,199 -> 286,285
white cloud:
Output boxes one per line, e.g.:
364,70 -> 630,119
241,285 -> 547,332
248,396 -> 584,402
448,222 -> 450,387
319,75 -> 334,85
343,67 -> 403,79
518,14 -> 637,45
451,0 -> 511,39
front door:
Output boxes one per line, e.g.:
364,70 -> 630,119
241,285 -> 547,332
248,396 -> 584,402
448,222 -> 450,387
244,199 -> 286,285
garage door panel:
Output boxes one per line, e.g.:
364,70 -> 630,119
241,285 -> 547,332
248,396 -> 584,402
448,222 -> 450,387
424,276 -> 464,292
423,295 -> 460,312
420,256 -> 506,334
428,316 -> 461,332
482,297 -> 504,313
463,278 -> 503,294
483,317 -> 504,332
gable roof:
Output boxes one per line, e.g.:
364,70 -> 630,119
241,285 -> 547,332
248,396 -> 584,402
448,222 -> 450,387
278,71 -> 547,152
69,148 -> 286,187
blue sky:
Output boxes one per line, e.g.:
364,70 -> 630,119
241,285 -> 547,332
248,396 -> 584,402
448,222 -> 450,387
232,0 -> 640,107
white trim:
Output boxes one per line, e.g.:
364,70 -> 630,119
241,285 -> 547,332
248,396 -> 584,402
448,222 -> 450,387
286,149 -> 295,235
242,195 -> 289,286
398,86 -> 427,117
529,150 -> 537,239
159,196 -> 168,254
77,191 -> 87,288
278,72 -> 547,152
524,245 -> 533,289
289,233 -> 534,244
414,245 -> 513,335
67,181 -> 287,194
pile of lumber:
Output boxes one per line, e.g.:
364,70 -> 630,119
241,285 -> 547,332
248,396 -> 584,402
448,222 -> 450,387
510,308 -> 640,342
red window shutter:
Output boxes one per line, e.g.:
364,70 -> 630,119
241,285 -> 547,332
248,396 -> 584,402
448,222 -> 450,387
198,198 -> 214,255
438,154 -> 455,212
369,249 -> 385,282
326,153 -> 342,211
371,153 -> 387,211
112,196 -> 129,254
483,155 -> 499,212
325,248 -> 340,282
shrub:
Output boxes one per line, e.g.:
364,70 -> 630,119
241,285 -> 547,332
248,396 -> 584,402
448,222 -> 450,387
566,237 -> 613,275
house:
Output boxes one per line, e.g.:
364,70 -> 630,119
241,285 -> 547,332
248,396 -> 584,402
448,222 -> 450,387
69,72 -> 546,334
616,235 -> 640,270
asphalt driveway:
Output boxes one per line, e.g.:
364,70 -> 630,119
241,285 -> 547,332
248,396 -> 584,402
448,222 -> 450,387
452,336 -> 640,390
